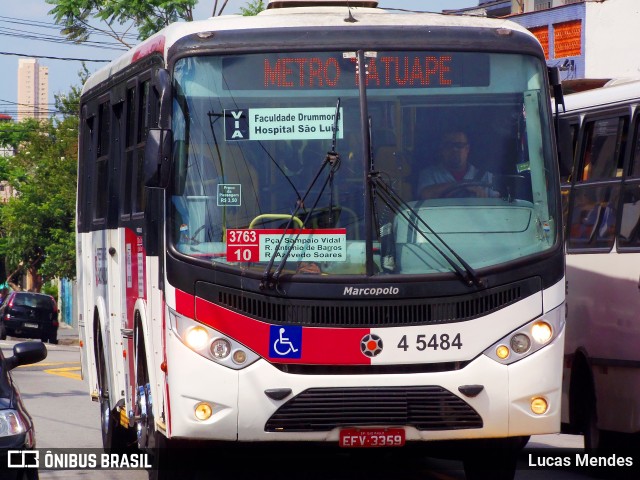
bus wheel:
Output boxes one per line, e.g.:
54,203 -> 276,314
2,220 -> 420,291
97,337 -> 135,452
134,337 -> 154,452
583,392 -> 600,452
135,338 -> 193,480
583,392 -> 615,452
462,437 -> 524,480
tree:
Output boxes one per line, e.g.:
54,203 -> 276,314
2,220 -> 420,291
0,118 -> 41,154
0,70 -> 85,291
46,1 -> 262,46
240,0 -> 265,16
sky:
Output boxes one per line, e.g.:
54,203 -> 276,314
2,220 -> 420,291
0,1 -> 478,118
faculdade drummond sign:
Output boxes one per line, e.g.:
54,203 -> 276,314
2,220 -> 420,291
224,107 -> 343,141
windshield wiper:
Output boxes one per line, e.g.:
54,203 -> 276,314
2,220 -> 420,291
260,99 -> 342,291
370,173 -> 483,287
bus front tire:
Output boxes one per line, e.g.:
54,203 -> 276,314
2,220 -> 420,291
135,338 -> 195,480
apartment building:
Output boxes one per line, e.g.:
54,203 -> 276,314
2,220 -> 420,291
17,58 -> 49,121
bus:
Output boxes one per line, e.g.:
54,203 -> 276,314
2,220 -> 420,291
76,1 -> 565,477
557,78 -> 640,451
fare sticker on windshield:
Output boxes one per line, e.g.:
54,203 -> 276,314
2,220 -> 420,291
224,108 -> 343,141
226,228 -> 347,262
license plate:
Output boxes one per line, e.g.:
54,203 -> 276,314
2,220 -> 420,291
23,322 -> 39,329
339,428 -> 405,448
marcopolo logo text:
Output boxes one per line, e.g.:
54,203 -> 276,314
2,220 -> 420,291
343,286 -> 400,296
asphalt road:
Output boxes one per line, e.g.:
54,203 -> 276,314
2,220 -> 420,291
2,337 -> 633,480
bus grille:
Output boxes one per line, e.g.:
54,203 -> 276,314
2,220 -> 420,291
209,278 -> 538,327
265,386 -> 483,432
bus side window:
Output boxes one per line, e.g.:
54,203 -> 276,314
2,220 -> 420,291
567,185 -> 620,250
579,116 -> 628,181
78,111 -> 94,230
568,115 -> 627,251
94,99 -> 110,222
629,114 -> 640,177
557,118 -> 578,185
618,184 -> 640,248
618,114 -> 640,249
122,84 -> 137,217
557,118 -> 578,231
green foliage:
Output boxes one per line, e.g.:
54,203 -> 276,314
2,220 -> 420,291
46,0 -> 197,44
0,74 -> 81,288
240,0 -> 265,16
46,1 -> 264,44
0,119 -> 41,152
42,282 -> 59,299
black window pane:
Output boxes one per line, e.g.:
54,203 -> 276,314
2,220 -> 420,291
126,87 -> 137,148
138,81 -> 150,144
97,102 -> 110,157
618,183 -> 640,248
95,159 -> 108,220
579,117 -> 627,181
630,116 -> 640,177
567,184 -> 620,250
558,120 -> 577,184
135,150 -> 146,213
123,151 -> 134,215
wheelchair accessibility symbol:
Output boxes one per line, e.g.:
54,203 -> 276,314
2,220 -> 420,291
269,325 -> 302,359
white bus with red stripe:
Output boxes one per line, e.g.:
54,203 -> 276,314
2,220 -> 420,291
76,1 -> 565,477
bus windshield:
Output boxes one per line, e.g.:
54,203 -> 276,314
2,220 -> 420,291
170,50 -> 558,277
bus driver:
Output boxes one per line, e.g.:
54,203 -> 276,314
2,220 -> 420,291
418,130 -> 495,199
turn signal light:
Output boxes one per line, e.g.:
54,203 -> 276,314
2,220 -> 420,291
530,397 -> 548,415
496,345 -> 510,359
194,402 -> 213,421
233,350 -> 247,365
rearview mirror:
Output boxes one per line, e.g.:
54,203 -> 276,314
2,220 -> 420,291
5,341 -> 47,371
144,128 -> 173,188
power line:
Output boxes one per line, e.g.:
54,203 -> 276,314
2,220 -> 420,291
0,28 -> 127,51
0,14 -> 133,58
0,51 -> 111,62
0,15 -> 139,40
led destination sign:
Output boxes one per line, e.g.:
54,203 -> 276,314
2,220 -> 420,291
222,52 -> 490,90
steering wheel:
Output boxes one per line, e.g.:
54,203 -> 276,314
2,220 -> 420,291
440,181 -> 493,198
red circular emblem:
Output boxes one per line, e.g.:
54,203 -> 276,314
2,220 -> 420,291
360,334 -> 383,358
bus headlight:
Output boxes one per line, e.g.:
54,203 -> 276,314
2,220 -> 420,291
510,333 -> 531,354
483,306 -> 564,365
185,326 -> 210,350
211,338 -> 231,359
168,308 -> 260,370
531,321 -> 553,343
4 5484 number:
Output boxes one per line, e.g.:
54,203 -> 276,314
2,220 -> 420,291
397,333 -> 462,352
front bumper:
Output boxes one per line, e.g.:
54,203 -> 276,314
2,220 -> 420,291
165,326 -> 564,442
